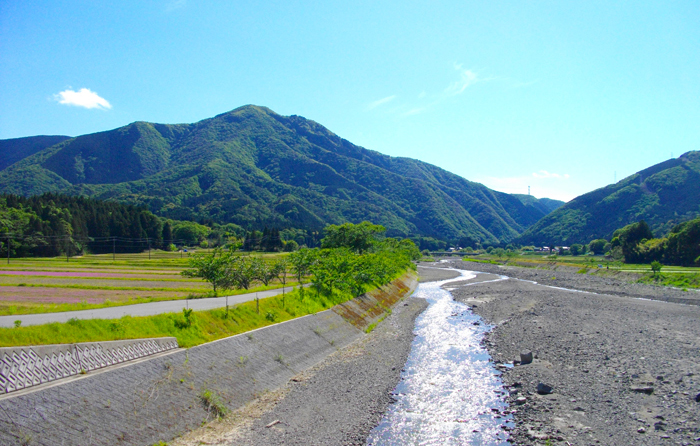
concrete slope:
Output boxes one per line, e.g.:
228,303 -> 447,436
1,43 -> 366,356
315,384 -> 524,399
0,271 -> 418,446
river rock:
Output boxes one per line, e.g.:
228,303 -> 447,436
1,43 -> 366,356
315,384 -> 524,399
520,351 -> 533,365
536,383 -> 554,395
630,385 -> 654,394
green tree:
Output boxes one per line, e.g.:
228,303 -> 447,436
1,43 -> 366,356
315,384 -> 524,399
650,260 -> 662,276
612,221 -> 654,263
229,256 -> 260,312
320,221 -> 386,253
569,244 -> 584,256
272,259 -> 289,307
289,248 -> 315,294
664,217 -> 700,266
181,248 -> 232,295
587,239 -> 608,255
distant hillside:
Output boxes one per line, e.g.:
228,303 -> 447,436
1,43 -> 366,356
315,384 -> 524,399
516,152 -> 700,245
0,105 -> 557,244
0,135 -> 70,170
512,194 -> 564,216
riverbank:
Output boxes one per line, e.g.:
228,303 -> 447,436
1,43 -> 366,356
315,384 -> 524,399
169,267 -> 457,446
436,259 -> 700,445
461,259 -> 700,306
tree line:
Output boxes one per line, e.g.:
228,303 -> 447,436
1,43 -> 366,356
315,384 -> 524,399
0,193 -> 323,258
181,222 -> 420,312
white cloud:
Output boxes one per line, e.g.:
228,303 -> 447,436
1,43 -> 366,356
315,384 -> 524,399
444,64 -> 479,96
366,95 -> 396,110
54,88 -> 112,110
532,170 -> 570,179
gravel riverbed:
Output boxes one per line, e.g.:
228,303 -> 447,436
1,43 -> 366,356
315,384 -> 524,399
172,263 -> 700,445
435,259 -> 700,446
170,270 -> 450,446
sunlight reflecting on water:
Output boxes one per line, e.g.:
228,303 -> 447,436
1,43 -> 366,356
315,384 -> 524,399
367,269 -> 512,445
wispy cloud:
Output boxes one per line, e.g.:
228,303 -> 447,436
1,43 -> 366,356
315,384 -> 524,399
402,108 -> 425,116
166,0 -> 186,11
532,170 -> 570,179
366,95 -> 396,110
444,64 -> 479,96
53,88 -> 112,110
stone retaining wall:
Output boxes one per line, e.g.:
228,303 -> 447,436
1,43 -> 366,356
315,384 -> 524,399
0,270 -> 418,446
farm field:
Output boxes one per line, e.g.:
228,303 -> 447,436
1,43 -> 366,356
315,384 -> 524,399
0,250 -> 294,316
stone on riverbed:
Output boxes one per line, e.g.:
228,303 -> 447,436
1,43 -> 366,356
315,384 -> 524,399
520,351 -> 533,365
536,383 -> 554,395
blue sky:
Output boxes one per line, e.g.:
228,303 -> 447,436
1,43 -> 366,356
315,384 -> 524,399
1,1 -> 698,201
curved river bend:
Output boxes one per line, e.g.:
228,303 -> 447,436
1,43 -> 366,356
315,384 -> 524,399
367,269 -> 513,445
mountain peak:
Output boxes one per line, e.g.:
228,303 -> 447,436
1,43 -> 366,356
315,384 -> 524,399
517,151 -> 700,245
0,105 -> 563,244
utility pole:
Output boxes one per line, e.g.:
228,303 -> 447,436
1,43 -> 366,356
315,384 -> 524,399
112,237 -> 116,261
6,235 -> 9,265
147,237 -> 151,260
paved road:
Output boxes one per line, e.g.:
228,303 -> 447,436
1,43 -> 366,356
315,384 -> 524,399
0,287 -> 298,327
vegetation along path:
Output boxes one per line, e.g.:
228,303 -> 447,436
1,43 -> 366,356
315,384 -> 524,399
0,287 -> 294,327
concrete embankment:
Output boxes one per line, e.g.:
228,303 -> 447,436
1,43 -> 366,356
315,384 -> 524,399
0,271 -> 418,446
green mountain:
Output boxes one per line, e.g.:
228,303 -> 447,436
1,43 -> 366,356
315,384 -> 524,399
517,152 -> 700,246
512,194 -> 564,216
0,105 -> 558,244
0,135 -> 70,170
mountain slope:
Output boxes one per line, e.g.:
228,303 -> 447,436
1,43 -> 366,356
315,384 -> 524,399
0,135 -> 70,170
512,194 -> 565,216
1,105 -> 557,243
516,152 -> 700,245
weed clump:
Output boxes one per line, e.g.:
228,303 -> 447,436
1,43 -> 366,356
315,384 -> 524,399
200,389 -> 228,418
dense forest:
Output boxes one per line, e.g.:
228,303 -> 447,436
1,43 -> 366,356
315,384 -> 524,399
0,193 -> 242,258
610,218 -> 700,266
0,105 -> 563,245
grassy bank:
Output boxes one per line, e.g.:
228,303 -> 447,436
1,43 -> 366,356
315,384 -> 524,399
0,270 -> 413,349
636,272 -> 700,290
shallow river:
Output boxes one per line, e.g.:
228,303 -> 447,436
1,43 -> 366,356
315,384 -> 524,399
367,269 -> 513,445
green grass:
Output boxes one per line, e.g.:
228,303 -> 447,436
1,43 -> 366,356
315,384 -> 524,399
0,282 -> 299,316
636,272 -> 700,289
0,251 -> 298,315
0,270 -> 412,348
0,250 -> 288,270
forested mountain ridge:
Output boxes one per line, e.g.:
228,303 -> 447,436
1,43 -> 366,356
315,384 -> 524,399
512,194 -> 564,216
0,105 -> 558,244
0,135 -> 71,171
516,151 -> 700,246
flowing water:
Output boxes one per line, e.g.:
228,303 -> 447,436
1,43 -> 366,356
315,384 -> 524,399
367,269 -> 513,445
